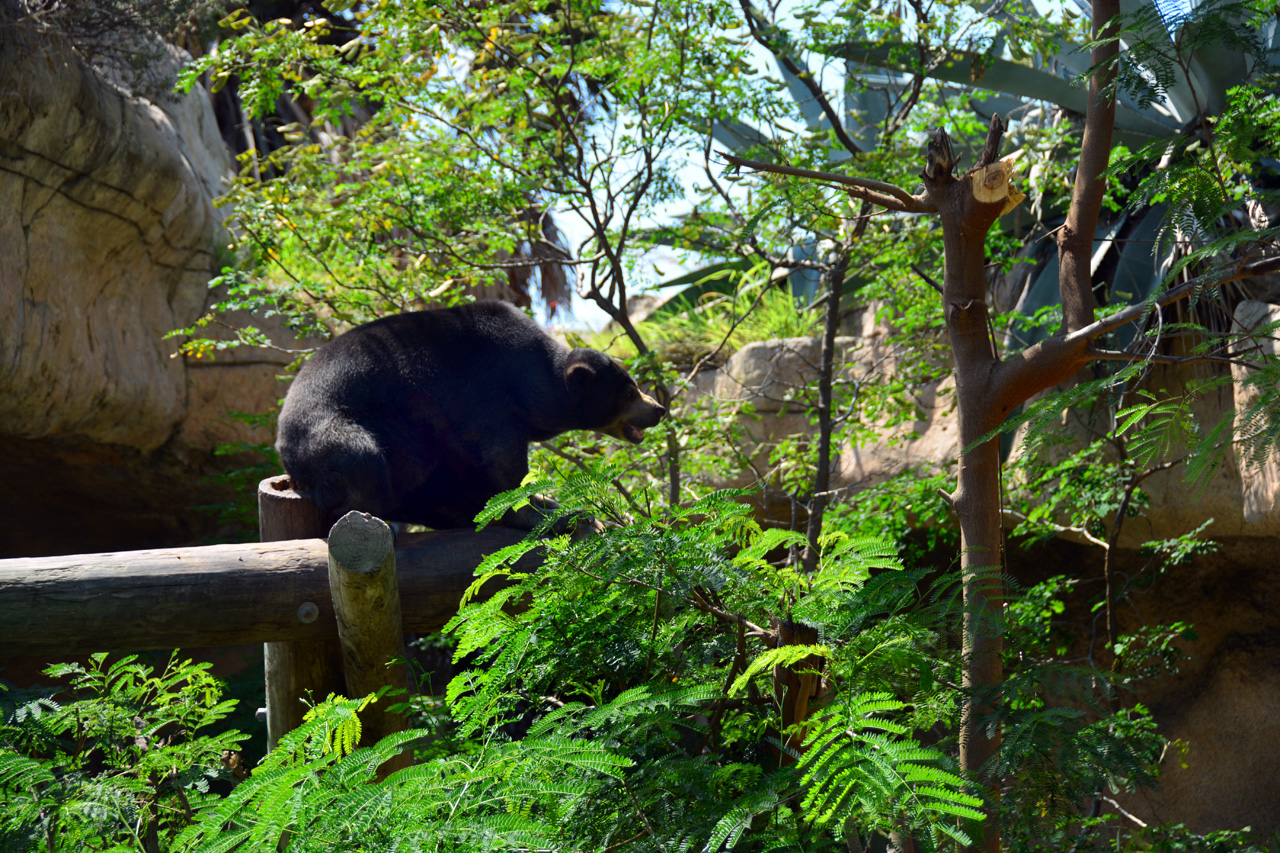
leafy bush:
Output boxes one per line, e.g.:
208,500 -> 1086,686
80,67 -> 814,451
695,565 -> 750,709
1,654 -> 247,851
4,474 -> 1272,850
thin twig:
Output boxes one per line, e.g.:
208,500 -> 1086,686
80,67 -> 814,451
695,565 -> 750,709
604,832 -> 648,852
1070,255 -> 1280,343
1099,795 -> 1149,828
624,779 -> 663,846
911,263 -> 944,295
736,0 -> 866,159
686,276 -> 776,382
688,590 -> 773,641
1086,347 -> 1260,371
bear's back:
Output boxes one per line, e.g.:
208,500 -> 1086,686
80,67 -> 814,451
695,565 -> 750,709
294,302 -> 562,403
278,301 -> 572,461
275,301 -> 663,527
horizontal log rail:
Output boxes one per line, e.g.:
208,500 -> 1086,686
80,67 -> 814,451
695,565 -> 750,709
0,528 -> 536,657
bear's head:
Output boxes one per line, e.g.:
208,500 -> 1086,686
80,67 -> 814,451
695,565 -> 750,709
564,348 -> 666,444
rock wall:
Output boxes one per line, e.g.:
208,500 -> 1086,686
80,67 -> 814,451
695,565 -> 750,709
0,13 -> 292,556
1232,300 -> 1280,525
0,26 -> 214,448
683,308 -> 961,520
690,303 -> 1280,549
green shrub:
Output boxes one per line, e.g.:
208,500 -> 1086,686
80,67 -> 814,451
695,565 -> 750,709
1,654 -> 247,851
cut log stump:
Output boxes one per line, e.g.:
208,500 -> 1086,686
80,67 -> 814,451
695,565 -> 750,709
327,511 -> 413,776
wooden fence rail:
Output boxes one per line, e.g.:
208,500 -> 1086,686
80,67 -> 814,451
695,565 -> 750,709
0,526 -> 534,658
1,475 -> 538,759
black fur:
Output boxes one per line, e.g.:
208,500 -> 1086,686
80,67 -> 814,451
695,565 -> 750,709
276,301 -> 665,529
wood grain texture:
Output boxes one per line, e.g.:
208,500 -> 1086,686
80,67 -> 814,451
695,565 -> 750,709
327,512 -> 412,773
0,528 -> 535,657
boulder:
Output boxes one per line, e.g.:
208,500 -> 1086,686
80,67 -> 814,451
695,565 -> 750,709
704,321 -> 1280,545
688,309 -> 958,514
713,335 -> 858,412
0,29 -> 213,449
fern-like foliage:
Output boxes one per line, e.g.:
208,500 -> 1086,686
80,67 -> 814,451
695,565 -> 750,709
427,464 -> 985,850
1,653 -> 247,852
798,691 -> 983,847
1115,391 -> 1199,469
7,458 -> 1259,851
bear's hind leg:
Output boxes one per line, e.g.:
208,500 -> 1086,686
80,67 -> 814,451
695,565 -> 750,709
304,419 -> 398,523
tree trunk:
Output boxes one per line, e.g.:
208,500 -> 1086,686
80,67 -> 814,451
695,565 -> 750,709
1057,0 -> 1119,335
801,249 -> 851,573
921,122 -> 1012,853
926,6 -> 1122,823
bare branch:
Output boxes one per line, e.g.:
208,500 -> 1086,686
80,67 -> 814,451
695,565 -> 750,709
721,153 -> 934,213
735,0 -> 866,160
689,589 -> 773,641
1003,507 -> 1110,550
1085,347 -> 1261,371
1099,796 -> 1149,829
1068,255 -> 1280,344
992,253 -> 1280,436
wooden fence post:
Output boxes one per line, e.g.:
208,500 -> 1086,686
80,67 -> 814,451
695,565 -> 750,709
327,511 -> 414,776
259,475 -> 345,751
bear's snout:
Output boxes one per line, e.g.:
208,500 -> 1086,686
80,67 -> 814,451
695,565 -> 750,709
601,388 -> 665,444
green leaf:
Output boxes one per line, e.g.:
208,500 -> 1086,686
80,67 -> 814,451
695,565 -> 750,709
730,644 -> 830,696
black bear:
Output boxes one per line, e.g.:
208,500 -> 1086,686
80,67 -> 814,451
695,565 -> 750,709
276,300 -> 666,529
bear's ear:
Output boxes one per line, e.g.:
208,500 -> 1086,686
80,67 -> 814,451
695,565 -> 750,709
565,359 -> 597,394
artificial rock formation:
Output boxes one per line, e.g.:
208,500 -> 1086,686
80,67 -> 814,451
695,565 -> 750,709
1232,299 -> 1280,526
694,303 -> 1280,548
686,307 -> 960,520
0,11 -> 292,556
